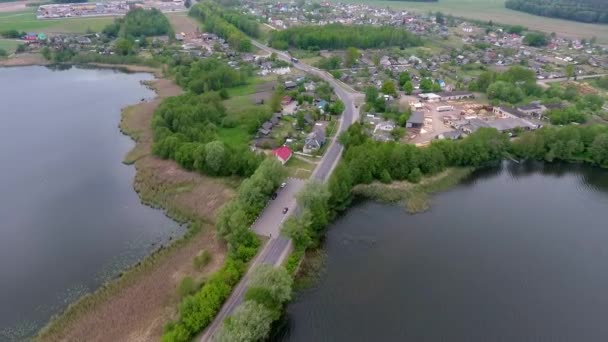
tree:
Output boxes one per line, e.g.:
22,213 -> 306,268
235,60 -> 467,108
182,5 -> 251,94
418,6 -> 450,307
114,38 -> 135,56
523,32 -> 549,47
215,301 -> 274,342
344,47 -> 360,67
399,72 -> 411,87
205,141 -> 226,175
590,133 -> 608,166
403,81 -> 414,95
420,78 -> 434,93
381,80 -> 397,96
247,265 -> 292,308
330,100 -> 345,115
565,64 -> 575,81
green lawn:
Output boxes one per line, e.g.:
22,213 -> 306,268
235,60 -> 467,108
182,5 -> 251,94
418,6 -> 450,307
0,39 -> 19,53
218,127 -> 251,148
285,156 -> 316,179
0,9 -> 114,33
333,0 -> 608,44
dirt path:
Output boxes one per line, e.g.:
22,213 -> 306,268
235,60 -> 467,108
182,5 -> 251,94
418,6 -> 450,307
38,70 -> 234,342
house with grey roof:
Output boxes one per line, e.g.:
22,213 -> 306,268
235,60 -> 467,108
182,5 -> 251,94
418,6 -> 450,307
303,128 -> 326,153
406,111 -> 425,128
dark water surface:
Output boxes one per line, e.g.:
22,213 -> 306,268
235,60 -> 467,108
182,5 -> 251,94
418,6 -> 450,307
0,66 -> 181,339
278,162 -> 608,342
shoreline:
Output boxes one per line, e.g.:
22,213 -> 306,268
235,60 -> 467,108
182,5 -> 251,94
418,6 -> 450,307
34,63 -> 234,341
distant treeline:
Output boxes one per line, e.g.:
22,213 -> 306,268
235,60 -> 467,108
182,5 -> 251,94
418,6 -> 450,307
268,24 -> 423,50
384,0 -> 437,2
189,1 -> 254,52
505,0 -> 608,24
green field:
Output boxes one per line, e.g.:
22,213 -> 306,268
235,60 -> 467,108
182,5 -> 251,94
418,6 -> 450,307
0,9 -> 114,33
336,0 -> 608,44
0,38 -> 19,53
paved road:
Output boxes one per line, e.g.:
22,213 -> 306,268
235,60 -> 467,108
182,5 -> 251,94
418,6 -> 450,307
199,40 -> 361,342
251,178 -> 305,237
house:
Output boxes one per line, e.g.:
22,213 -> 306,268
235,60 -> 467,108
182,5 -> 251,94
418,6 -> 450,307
516,103 -> 547,118
439,91 -> 474,101
406,111 -> 425,128
303,128 -> 326,153
273,146 -> 292,164
316,100 -> 328,111
486,118 -> 538,132
418,93 -> 441,102
461,118 -> 489,134
493,106 -> 526,119
281,96 -> 293,105
258,121 -> 274,135
24,33 -> 37,41
284,81 -> 297,90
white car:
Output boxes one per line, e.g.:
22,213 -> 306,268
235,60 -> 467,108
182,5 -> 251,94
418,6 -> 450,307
280,182 -> 287,189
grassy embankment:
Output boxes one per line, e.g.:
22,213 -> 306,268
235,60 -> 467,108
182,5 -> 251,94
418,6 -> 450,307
36,68 -> 236,342
352,167 -> 474,213
334,0 -> 608,44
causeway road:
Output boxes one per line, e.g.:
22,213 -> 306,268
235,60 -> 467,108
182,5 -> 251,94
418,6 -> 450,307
199,41 -> 361,341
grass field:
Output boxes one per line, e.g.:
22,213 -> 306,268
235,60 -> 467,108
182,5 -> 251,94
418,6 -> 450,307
0,9 -> 114,33
0,38 -> 19,53
335,0 -> 608,44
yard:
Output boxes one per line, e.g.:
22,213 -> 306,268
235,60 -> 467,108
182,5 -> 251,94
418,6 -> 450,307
334,0 -> 608,44
0,9 -> 114,33
285,155 -> 316,179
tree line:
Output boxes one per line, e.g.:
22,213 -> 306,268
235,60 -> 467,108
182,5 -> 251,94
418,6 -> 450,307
171,57 -> 251,94
189,1 -> 253,52
162,159 -> 287,342
505,0 -> 608,23
268,24 -> 423,51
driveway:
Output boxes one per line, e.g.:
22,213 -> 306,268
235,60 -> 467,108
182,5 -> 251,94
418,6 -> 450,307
251,178 -> 306,237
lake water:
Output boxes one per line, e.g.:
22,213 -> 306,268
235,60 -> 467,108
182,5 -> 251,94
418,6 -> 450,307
0,66 -> 182,340
277,162 -> 608,342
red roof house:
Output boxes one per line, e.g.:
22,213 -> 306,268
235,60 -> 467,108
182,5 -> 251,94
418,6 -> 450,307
273,146 -> 292,165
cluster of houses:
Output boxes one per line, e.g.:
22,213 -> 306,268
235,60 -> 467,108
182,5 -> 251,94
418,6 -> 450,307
37,0 -> 185,20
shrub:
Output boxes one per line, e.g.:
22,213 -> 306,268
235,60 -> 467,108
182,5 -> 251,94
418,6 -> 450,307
193,249 -> 211,270
178,276 -> 197,298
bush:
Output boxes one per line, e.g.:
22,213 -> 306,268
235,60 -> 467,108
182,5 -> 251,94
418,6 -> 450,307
178,276 -> 197,298
408,168 -> 422,183
193,250 -> 211,270
0,48 -> 7,57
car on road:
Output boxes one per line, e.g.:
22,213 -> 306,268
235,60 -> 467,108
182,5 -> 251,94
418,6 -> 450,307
271,192 -> 278,200
280,182 -> 287,189
291,57 -> 299,63
282,207 -> 289,214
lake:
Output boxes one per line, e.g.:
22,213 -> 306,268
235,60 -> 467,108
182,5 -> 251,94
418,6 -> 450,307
277,162 -> 608,342
0,66 -> 181,340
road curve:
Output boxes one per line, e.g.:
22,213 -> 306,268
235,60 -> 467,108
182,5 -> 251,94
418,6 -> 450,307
199,41 -> 361,341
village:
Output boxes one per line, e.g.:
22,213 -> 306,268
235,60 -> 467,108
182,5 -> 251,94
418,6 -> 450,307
9,0 -> 608,164
36,0 -> 186,20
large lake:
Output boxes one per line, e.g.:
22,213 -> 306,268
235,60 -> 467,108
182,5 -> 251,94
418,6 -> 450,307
0,66 -> 181,340
277,162 -> 608,342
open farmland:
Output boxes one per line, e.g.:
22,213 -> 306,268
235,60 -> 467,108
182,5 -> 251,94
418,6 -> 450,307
336,0 -> 608,44
0,9 -> 114,33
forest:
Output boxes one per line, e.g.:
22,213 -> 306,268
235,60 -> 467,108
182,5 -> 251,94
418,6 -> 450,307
268,24 -> 423,50
505,0 -> 608,24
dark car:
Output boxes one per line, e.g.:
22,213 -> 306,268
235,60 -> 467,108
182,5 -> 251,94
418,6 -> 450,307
282,207 -> 289,214
271,192 -> 278,200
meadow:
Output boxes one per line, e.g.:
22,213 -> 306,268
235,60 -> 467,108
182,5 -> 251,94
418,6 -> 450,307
337,0 -> 608,44
0,9 -> 114,33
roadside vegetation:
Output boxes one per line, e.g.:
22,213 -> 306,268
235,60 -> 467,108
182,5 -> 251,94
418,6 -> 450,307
162,159 -> 287,342
215,265 -> 292,342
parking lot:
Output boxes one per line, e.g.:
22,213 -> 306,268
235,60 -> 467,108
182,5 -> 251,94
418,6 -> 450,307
251,178 -> 306,237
